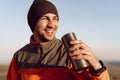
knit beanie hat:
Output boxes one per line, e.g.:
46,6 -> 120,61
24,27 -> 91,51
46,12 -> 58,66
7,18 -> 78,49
27,0 -> 59,32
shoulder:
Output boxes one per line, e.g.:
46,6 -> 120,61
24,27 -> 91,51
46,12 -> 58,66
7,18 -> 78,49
13,43 -> 38,62
54,38 -> 67,54
55,38 -> 65,48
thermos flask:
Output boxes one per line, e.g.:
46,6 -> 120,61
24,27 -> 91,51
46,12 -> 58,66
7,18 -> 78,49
62,32 -> 89,72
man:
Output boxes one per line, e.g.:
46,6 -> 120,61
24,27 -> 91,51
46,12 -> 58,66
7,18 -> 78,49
6,0 -> 110,80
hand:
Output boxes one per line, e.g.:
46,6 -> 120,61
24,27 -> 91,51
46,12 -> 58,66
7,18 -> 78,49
69,40 -> 102,70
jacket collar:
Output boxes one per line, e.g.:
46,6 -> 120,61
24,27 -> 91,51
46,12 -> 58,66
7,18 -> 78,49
30,35 -> 39,45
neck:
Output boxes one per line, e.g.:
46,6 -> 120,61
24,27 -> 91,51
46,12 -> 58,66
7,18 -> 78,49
33,34 -> 50,45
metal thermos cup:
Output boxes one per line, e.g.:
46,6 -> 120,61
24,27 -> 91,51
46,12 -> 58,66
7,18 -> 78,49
62,32 -> 89,72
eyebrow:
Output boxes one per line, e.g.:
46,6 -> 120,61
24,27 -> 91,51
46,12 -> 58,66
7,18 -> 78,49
42,15 -> 58,19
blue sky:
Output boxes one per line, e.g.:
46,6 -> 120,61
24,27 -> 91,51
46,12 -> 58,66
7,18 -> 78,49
0,0 -> 120,64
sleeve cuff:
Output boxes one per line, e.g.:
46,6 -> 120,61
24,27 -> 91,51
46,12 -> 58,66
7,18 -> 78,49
89,60 -> 106,76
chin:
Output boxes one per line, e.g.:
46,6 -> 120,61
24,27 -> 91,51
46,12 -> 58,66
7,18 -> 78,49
47,37 -> 54,41
42,35 -> 53,42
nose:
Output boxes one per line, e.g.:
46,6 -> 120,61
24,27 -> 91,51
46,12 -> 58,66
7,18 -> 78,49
47,20 -> 55,28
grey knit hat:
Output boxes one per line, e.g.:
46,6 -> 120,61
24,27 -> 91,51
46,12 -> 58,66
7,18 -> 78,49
27,0 -> 59,32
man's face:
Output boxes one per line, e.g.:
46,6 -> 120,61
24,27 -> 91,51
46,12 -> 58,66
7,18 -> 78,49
33,13 -> 59,42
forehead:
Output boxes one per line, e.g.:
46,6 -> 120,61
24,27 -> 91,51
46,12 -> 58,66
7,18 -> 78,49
42,13 -> 58,18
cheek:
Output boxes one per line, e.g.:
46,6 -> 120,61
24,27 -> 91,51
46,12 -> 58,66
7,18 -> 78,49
34,25 -> 40,32
55,22 -> 58,29
56,26 -> 58,30
35,23 -> 46,31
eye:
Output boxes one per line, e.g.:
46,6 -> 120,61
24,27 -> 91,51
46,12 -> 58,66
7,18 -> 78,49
41,17 -> 48,20
53,17 -> 59,21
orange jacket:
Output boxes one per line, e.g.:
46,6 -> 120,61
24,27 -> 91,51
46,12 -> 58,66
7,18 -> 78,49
6,37 -> 110,80
6,58 -> 109,80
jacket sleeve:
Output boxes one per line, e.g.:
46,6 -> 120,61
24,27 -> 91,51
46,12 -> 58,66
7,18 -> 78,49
71,69 -> 110,80
88,69 -> 110,80
6,58 -> 20,80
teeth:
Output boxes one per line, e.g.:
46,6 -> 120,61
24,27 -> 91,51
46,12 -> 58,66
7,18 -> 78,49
46,29 -> 53,33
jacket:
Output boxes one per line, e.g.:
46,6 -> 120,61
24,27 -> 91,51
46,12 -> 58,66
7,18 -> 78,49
6,37 -> 110,80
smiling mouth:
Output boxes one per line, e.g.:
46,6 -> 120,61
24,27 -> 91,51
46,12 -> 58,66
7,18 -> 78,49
45,28 -> 55,35
45,28 -> 54,32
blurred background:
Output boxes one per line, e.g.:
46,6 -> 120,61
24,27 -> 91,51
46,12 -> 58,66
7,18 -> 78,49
0,0 -> 120,80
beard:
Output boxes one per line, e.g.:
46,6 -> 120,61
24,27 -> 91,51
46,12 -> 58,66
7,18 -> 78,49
37,31 -> 55,43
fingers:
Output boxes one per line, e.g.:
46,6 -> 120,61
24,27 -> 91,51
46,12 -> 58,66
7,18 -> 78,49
70,40 -> 90,51
69,48 -> 90,60
69,40 -> 102,70
69,40 -> 93,60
